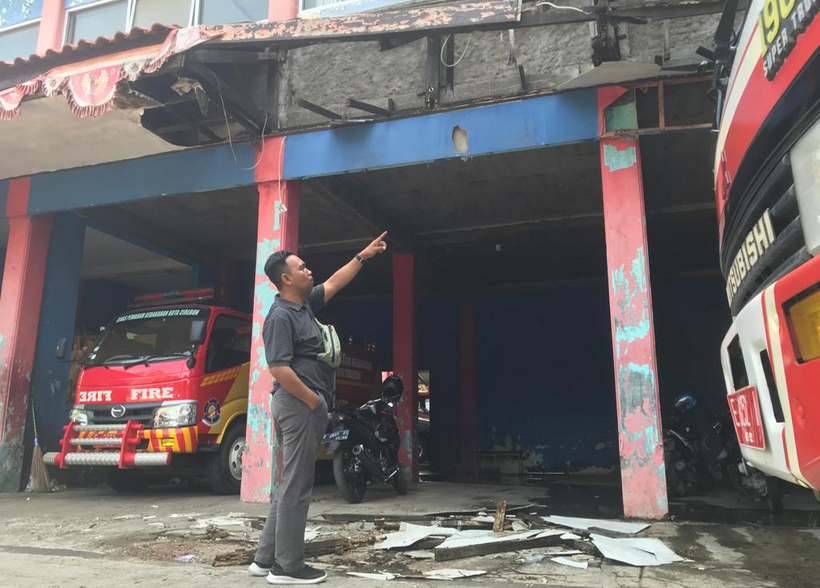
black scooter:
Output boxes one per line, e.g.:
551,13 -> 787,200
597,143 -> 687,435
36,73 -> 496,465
322,375 -> 408,503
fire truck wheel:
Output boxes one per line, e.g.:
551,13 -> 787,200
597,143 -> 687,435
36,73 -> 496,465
106,469 -> 151,493
207,421 -> 245,495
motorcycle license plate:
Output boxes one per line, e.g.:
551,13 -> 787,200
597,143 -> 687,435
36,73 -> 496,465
323,429 -> 349,444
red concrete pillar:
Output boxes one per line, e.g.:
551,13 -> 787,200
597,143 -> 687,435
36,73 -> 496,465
0,179 -> 53,492
242,137 -> 302,504
598,88 -> 668,519
36,0 -> 66,55
393,253 -> 418,481
459,302 -> 478,475
269,0 -> 298,21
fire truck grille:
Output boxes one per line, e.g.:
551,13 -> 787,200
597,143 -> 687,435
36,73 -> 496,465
724,155 -> 809,316
86,405 -> 155,428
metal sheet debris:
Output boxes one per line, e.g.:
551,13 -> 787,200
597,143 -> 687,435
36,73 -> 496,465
590,534 -> 684,567
512,520 -> 529,531
377,523 -> 458,550
438,530 -> 541,549
423,569 -> 487,580
403,550 -> 436,559
347,572 -> 397,580
552,556 -> 589,569
543,516 -> 650,535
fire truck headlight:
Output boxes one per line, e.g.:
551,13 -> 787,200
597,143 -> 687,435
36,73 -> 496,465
69,407 -> 88,425
791,119 -> 820,256
152,403 -> 197,428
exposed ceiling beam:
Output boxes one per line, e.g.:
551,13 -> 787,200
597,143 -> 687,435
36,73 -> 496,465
308,177 -> 418,253
78,207 -> 218,265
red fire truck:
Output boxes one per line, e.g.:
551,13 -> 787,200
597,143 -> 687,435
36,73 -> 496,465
714,0 -> 820,493
44,288 -> 381,494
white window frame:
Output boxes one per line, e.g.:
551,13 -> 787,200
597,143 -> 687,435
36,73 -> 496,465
299,0 -> 415,19
0,18 -> 41,61
63,0 -> 270,44
63,0 -> 198,44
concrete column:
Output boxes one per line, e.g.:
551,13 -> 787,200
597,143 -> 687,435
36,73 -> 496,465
36,0 -> 66,55
29,214 -> 86,454
393,253 -> 418,481
269,0 -> 298,21
598,88 -> 668,519
0,179 -> 54,492
243,137 -> 302,504
459,301 -> 478,476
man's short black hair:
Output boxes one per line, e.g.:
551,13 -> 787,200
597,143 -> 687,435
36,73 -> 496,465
264,250 -> 294,290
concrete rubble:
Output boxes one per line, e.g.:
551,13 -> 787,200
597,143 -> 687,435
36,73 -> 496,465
2,481 -> 820,587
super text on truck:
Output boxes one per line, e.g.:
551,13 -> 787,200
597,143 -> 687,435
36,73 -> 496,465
713,0 -> 820,495
44,288 -> 381,494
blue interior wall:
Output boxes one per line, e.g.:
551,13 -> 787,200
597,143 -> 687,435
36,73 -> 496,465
652,275 -> 733,415
30,214 -> 85,453
78,279 -> 133,334
475,287 -> 619,471
324,295 -> 461,471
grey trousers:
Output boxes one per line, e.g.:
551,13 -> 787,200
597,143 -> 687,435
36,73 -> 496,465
255,390 -> 328,573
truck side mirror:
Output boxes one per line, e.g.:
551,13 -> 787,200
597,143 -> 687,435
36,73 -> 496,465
55,337 -> 68,361
189,320 -> 207,346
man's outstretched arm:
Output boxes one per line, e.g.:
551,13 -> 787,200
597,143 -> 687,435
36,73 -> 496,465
323,231 -> 388,303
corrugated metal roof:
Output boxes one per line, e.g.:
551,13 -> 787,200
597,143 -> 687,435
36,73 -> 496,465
0,23 -> 175,72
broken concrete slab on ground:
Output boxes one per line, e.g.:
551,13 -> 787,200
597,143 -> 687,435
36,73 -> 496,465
2,483 -> 820,586
286,501 -> 687,578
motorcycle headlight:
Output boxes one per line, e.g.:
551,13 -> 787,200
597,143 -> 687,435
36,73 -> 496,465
152,403 -> 197,428
69,407 -> 88,425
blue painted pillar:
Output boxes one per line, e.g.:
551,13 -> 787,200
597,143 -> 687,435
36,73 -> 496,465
30,213 -> 86,454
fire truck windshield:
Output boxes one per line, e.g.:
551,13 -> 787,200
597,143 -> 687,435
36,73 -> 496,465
84,307 -> 211,367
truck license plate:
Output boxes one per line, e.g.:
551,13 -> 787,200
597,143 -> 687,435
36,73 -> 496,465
323,429 -> 349,444
728,386 -> 766,450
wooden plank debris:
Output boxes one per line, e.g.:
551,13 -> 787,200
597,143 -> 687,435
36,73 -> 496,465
493,500 -> 507,533
434,530 -> 564,562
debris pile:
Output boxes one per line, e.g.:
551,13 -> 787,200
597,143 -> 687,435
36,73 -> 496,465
206,502 -> 690,580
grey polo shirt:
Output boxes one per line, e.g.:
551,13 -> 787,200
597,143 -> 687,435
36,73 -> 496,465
264,284 -> 335,402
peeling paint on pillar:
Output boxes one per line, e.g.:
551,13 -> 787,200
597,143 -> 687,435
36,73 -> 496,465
242,137 -> 301,504
599,88 -> 667,519
0,177 -> 53,492
393,254 -> 418,481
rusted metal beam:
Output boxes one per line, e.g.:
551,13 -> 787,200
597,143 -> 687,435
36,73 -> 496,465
346,98 -> 394,118
213,1 -> 520,45
298,98 -> 343,120
208,0 -> 746,48
425,36 -> 443,110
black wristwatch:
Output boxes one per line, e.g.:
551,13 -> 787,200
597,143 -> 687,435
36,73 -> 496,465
355,254 -> 366,264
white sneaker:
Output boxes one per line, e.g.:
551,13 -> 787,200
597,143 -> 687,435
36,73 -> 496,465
249,562 -> 271,577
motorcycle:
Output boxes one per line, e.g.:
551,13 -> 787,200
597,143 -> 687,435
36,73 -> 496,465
323,374 -> 408,503
665,394 -> 781,510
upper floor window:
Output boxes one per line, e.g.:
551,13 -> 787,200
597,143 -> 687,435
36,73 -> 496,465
0,0 -> 43,63
198,0 -> 267,25
300,0 -> 413,17
65,0 -> 268,45
67,0 -> 128,44
0,20 -> 40,63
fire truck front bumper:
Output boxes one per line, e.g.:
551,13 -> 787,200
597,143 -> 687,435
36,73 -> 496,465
44,423 -> 199,468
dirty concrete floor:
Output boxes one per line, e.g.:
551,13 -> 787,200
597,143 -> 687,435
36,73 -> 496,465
1,479 -> 819,588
